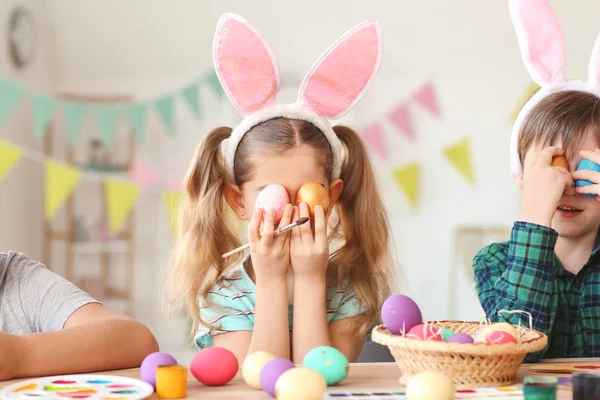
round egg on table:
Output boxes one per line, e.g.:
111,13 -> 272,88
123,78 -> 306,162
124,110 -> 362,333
140,352 -> 178,387
260,358 -> 294,397
255,184 -> 289,224
242,351 -> 276,389
303,346 -> 349,386
295,181 -> 330,218
275,368 -> 327,400
381,295 -> 423,335
190,347 -> 238,386
406,370 -> 455,400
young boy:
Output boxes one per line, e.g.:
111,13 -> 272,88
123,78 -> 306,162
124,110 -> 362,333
0,251 -> 159,380
474,0 -> 600,361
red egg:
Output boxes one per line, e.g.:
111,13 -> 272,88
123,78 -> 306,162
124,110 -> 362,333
406,324 -> 443,341
485,330 -> 517,345
296,181 -> 330,218
190,347 -> 238,386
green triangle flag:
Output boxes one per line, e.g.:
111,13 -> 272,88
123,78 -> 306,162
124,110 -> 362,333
205,70 -> 225,101
32,95 -> 55,141
95,106 -> 119,148
0,80 -> 25,125
124,103 -> 147,144
63,102 -> 87,144
181,84 -> 201,119
154,96 -> 175,133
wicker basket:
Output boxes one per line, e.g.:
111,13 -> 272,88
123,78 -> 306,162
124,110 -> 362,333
371,321 -> 548,389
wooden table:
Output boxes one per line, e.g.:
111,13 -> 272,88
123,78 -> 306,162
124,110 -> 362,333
0,361 -> 583,399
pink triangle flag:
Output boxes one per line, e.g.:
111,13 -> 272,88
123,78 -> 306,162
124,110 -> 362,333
130,160 -> 158,189
360,122 -> 387,159
413,82 -> 441,118
388,103 -> 414,141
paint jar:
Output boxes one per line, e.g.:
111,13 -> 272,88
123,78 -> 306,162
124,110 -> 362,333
523,376 -> 557,400
573,372 -> 600,400
156,365 -> 188,399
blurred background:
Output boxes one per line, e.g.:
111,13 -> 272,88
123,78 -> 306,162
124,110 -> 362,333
0,0 -> 594,362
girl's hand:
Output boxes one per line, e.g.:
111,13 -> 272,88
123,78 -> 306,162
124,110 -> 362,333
290,202 -> 329,279
572,149 -> 600,202
248,204 -> 293,280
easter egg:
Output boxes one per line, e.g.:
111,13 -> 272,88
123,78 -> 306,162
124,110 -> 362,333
486,330 -> 517,344
440,329 -> 455,341
303,346 -> 349,386
296,181 -> 330,218
490,322 -> 518,339
446,333 -> 474,344
575,158 -> 600,198
190,347 -> 238,386
260,358 -> 294,397
242,351 -> 276,389
551,155 -> 569,169
474,325 -> 496,344
381,295 -> 423,335
406,324 -> 442,341
255,184 -> 290,223
140,352 -> 178,387
406,370 -> 455,400
275,368 -> 327,400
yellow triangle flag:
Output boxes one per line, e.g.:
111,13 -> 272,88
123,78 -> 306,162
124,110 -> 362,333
163,191 -> 182,235
510,81 -> 539,123
45,161 -> 82,219
393,164 -> 420,208
105,180 -> 140,234
0,139 -> 23,181
444,138 -> 475,185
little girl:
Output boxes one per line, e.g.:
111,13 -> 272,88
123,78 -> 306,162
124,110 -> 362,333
167,14 -> 394,363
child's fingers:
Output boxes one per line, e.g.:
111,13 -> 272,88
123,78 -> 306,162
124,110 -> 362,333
539,146 -> 564,165
248,208 -> 263,246
572,169 -> 600,184
261,210 -> 275,247
299,202 -> 313,242
314,205 -> 327,245
291,206 -> 302,244
575,184 -> 600,196
580,150 -> 600,165
275,204 -> 293,243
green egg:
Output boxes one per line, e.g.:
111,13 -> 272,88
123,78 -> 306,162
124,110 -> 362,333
302,346 -> 349,386
440,328 -> 455,341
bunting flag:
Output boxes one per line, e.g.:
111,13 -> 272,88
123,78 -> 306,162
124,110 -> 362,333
45,160 -> 83,219
124,103 -> 147,144
154,96 -> 175,133
412,82 -> 441,118
360,122 -> 387,159
105,180 -> 140,234
181,84 -> 202,119
0,80 -> 24,125
163,191 -> 182,235
32,95 -> 55,141
393,164 -> 420,208
95,106 -> 119,147
388,103 -> 414,141
510,81 -> 539,123
205,70 -> 226,100
444,138 -> 475,185
63,102 -> 88,144
0,139 -> 23,181
130,160 -> 159,189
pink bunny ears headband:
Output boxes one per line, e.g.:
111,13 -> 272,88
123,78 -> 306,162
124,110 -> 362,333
510,0 -> 600,175
213,14 -> 382,181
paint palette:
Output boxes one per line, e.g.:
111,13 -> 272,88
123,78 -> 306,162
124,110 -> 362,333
323,386 -> 524,399
0,375 -> 154,400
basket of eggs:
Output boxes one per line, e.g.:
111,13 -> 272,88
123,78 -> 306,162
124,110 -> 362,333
371,295 -> 548,389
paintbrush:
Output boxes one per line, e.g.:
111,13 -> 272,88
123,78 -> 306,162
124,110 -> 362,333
221,217 -> 309,258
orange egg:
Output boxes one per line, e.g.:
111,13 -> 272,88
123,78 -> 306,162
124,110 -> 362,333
551,155 -> 569,169
296,181 -> 330,218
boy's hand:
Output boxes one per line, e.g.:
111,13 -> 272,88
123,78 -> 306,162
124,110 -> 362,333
521,146 -> 574,227
0,332 -> 22,380
572,149 -> 600,202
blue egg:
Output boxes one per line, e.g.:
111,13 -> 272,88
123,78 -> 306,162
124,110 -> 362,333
303,346 -> 349,386
575,158 -> 600,198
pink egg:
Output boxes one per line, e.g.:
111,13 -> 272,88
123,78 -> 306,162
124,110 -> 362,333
406,324 -> 442,341
485,330 -> 517,344
255,184 -> 289,224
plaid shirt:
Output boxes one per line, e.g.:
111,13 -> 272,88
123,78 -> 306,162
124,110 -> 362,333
473,221 -> 600,362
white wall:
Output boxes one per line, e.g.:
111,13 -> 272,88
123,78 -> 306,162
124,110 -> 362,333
10,0 -> 597,357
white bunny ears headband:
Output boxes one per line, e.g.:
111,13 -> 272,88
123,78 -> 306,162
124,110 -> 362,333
213,13 -> 382,181
510,0 -> 600,175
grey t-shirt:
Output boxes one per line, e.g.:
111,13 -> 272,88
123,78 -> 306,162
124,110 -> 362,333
0,251 -> 98,334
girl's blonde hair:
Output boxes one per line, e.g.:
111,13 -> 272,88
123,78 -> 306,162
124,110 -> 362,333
167,117 -> 394,338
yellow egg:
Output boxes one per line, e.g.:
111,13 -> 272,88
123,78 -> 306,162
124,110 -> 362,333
406,370 -> 455,400
491,323 -> 518,339
296,181 -> 330,218
275,368 -> 327,400
242,351 -> 276,389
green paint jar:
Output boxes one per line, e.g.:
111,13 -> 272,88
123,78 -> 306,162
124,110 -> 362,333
524,376 -> 558,400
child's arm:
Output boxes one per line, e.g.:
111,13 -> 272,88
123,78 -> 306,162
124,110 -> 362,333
473,222 -> 558,361
6,303 -> 158,380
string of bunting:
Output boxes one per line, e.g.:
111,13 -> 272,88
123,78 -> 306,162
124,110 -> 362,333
0,70 -> 225,146
0,137 -> 182,236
